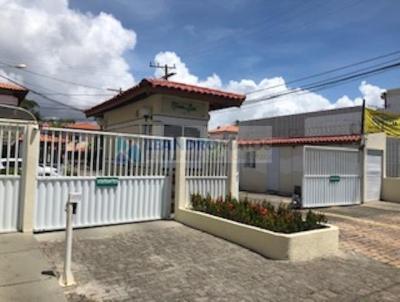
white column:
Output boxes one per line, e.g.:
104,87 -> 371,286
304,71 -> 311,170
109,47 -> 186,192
228,140 -> 239,199
174,137 -> 186,213
19,124 -> 39,232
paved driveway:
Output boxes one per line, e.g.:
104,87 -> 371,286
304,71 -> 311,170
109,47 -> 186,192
319,201 -> 400,268
241,192 -> 400,269
36,220 -> 400,302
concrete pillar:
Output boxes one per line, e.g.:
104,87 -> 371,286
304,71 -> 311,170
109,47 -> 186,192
19,124 -> 39,232
174,137 -> 187,213
228,140 -> 239,199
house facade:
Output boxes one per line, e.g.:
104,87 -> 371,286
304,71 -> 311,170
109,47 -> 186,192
208,124 -> 239,140
86,78 -> 245,138
237,106 -> 392,206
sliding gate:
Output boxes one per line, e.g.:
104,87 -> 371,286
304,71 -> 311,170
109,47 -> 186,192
302,146 -> 361,208
34,128 -> 174,231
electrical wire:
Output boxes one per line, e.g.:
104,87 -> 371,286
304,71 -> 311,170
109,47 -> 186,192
0,59 -> 108,91
245,49 -> 400,95
0,74 -> 84,112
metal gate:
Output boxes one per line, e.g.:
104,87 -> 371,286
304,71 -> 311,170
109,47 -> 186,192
34,128 -> 174,231
302,145 -> 361,208
185,138 -> 231,200
0,121 -> 26,233
366,149 -> 382,201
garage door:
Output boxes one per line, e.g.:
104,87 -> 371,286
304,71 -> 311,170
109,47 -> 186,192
366,150 -> 382,202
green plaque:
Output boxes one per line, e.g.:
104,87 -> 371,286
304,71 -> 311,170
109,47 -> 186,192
329,175 -> 340,183
96,177 -> 119,187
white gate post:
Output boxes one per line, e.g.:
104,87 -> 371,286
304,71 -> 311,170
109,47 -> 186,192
174,137 -> 186,213
228,140 -> 239,199
19,124 -> 39,232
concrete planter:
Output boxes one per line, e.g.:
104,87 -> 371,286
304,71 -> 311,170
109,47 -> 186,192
176,208 -> 339,261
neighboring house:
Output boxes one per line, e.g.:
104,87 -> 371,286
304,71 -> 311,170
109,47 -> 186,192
0,82 -> 28,106
238,106 -> 393,207
0,82 -> 33,120
208,124 -> 239,140
85,78 -> 245,138
66,121 -> 100,131
382,88 -> 400,114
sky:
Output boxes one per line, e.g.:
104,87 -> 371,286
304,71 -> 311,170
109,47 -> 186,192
0,0 -> 399,128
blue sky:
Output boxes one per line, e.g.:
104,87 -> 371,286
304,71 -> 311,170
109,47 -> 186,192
0,0 -> 399,124
69,0 -> 400,102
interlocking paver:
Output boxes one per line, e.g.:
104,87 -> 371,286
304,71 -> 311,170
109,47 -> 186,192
36,220 -> 400,302
320,202 -> 400,269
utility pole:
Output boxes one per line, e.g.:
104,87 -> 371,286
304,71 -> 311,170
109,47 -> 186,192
149,62 -> 176,80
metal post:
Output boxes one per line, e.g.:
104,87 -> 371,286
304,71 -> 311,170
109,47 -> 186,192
59,192 -> 80,287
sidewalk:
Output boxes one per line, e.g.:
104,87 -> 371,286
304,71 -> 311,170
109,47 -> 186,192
0,233 -> 66,302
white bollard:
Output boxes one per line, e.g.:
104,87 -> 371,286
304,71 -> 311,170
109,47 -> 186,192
59,192 -> 80,287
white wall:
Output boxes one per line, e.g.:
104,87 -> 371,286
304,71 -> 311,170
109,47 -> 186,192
384,89 -> 400,114
239,145 -> 303,195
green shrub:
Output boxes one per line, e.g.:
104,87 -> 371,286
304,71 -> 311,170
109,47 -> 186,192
191,194 -> 327,234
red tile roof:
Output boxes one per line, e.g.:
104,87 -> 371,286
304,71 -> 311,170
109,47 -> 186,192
86,78 -> 245,117
0,82 -> 27,92
238,134 -> 361,146
66,122 -> 100,130
209,125 -> 239,134
146,78 -> 245,101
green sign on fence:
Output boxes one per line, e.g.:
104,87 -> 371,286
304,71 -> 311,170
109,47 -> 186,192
96,177 -> 119,187
329,175 -> 340,183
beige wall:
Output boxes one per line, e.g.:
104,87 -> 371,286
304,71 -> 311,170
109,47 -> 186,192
239,147 -> 269,193
103,94 -> 210,137
239,145 -> 303,195
382,178 -> 400,203
176,209 -> 339,261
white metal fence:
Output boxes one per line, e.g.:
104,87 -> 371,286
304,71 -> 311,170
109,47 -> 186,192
35,127 -> 174,231
302,146 -> 361,208
185,138 -> 230,200
0,122 -> 25,232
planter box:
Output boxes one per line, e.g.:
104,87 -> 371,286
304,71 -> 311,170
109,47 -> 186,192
176,208 -> 339,261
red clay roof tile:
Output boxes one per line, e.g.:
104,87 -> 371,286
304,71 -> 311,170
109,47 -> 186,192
238,135 -> 361,146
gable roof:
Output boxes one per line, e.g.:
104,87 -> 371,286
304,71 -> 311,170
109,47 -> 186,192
85,78 -> 245,117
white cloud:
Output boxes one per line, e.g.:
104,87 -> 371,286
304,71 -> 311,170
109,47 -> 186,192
0,0 -> 136,117
154,51 -> 223,88
0,2 -> 386,125
152,52 -> 386,129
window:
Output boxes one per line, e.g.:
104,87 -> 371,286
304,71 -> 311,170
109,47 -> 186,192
184,127 -> 200,138
164,125 -> 183,138
245,151 -> 256,168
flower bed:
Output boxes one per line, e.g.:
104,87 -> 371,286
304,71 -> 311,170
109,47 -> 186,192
191,194 -> 327,234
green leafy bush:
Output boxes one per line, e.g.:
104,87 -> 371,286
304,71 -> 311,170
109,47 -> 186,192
191,194 -> 327,234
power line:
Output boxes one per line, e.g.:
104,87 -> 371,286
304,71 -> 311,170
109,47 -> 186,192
245,60 -> 400,105
244,56 -> 400,105
245,49 -> 400,96
0,74 -> 84,112
0,59 -> 108,91
212,58 -> 400,115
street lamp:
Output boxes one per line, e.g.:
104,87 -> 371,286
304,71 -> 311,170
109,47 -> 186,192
0,62 -> 27,69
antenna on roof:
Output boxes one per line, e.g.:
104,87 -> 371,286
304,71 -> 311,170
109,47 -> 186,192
149,62 -> 176,80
